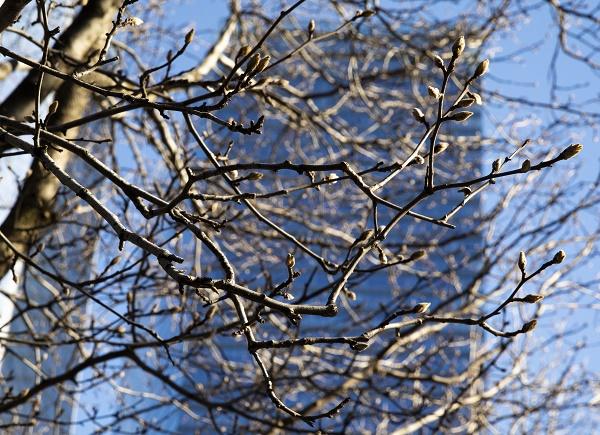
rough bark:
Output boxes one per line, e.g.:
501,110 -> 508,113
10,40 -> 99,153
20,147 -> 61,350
0,0 -> 32,35
0,0 -> 120,277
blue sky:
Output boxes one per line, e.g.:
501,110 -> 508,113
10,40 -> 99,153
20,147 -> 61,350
1,1 -> 597,428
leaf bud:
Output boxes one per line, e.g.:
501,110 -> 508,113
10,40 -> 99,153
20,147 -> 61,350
453,97 -> 476,109
237,45 -> 251,59
467,91 -> 483,105
308,19 -> 315,37
428,86 -> 441,100
518,251 -> 526,273
246,53 -> 261,73
48,100 -> 59,116
434,142 -> 449,154
521,159 -> 531,172
492,158 -> 501,172
413,302 -> 431,313
412,107 -> 426,123
552,250 -> 566,264
522,319 -> 537,333
351,339 -> 370,352
354,229 -> 375,248
345,289 -> 357,301
185,28 -> 195,45
378,249 -> 388,264
409,250 -> 426,261
286,253 -> 295,269
452,35 -> 465,58
558,143 -> 583,160
247,172 -> 263,180
254,55 -> 271,74
122,17 -> 143,27
446,111 -> 473,122
356,9 -> 375,18
470,59 -> 489,80
523,294 -> 544,303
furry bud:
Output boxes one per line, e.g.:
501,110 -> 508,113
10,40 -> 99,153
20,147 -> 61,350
446,111 -> 473,122
308,19 -> 315,37
522,319 -> 537,333
48,100 -> 59,116
247,172 -> 263,180
412,107 -> 426,123
237,45 -> 251,59
453,97 -> 476,109
452,35 -> 465,58
413,302 -> 431,313
492,159 -> 501,172
254,55 -> 271,74
122,17 -> 143,27
558,144 -> 583,160
185,28 -> 195,45
354,229 -> 375,248
286,253 -> 295,269
434,142 -> 449,154
246,53 -> 261,73
518,251 -> 526,273
409,250 -> 426,261
356,10 -> 375,18
467,91 -> 483,105
523,294 -> 544,303
552,250 -> 566,264
470,59 -> 489,80
428,86 -> 441,100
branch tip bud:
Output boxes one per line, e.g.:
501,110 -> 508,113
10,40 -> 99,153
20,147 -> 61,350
308,19 -> 315,36
523,294 -> 544,303
428,86 -> 441,100
434,142 -> 449,154
518,251 -> 526,273
254,55 -> 271,74
185,28 -> 195,45
471,59 -> 489,80
558,143 -> 583,160
552,250 -> 566,264
452,35 -> 465,58
522,319 -> 537,333
286,253 -> 295,269
413,302 -> 431,313
409,250 -> 426,261
492,158 -> 501,172
412,107 -> 426,123
446,111 -> 473,122
238,45 -> 251,59
48,100 -> 59,116
246,53 -> 261,73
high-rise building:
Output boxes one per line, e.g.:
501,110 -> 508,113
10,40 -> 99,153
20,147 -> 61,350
0,151 -> 98,433
170,33 -> 485,432
0,8 -> 484,433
